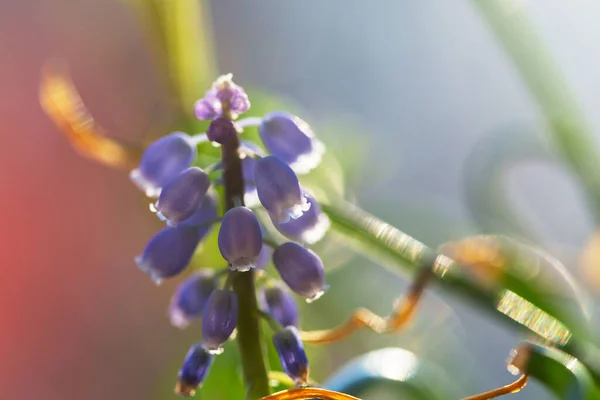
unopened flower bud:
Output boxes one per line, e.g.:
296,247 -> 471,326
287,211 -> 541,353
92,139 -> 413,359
169,270 -> 217,328
260,283 -> 299,328
202,290 -> 238,354
254,156 -> 310,223
259,111 -> 324,174
272,326 -> 309,384
135,226 -> 200,284
273,242 -> 327,301
218,207 -> 263,271
130,132 -> 196,197
154,167 -> 210,226
273,193 -> 330,244
175,343 -> 214,397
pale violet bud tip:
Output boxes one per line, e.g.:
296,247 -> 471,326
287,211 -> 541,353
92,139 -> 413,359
254,156 -> 310,223
273,194 -> 330,244
211,74 -> 250,117
273,242 -> 327,300
202,290 -> 238,353
175,343 -> 214,397
218,207 -> 263,271
259,111 -> 324,174
194,98 -> 221,121
260,283 -> 299,328
132,132 -> 197,196
169,270 -> 217,328
136,227 -> 200,284
272,326 -> 309,384
206,117 -> 237,145
155,167 -> 211,225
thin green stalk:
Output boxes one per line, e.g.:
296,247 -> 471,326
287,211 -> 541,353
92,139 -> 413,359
222,132 -> 270,399
473,0 -> 600,222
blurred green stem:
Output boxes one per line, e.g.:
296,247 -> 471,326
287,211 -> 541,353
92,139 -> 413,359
129,0 -> 216,117
473,0 -> 600,223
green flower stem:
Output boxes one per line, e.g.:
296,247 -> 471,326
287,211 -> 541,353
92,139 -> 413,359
222,133 -> 271,399
320,198 -> 600,385
473,0 -> 600,222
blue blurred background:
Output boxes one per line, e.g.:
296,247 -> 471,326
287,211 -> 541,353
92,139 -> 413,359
2,0 -> 600,399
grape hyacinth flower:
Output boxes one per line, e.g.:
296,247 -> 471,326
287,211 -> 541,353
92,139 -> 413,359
175,343 -> 215,397
130,132 -> 196,197
272,326 -> 309,384
218,207 -> 263,271
202,289 -> 238,354
254,156 -> 310,223
169,270 -> 218,328
273,242 -> 327,301
241,155 -> 260,206
255,244 -> 273,270
260,282 -> 299,328
153,167 -> 211,226
259,111 -> 325,174
135,226 -> 200,285
273,193 -> 330,244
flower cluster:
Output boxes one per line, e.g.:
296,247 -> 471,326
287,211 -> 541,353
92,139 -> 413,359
129,74 -> 330,396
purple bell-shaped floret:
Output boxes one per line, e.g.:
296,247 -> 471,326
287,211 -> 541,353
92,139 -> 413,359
130,132 -> 196,197
273,193 -> 330,244
273,242 -> 327,301
259,111 -> 324,174
154,167 -> 210,226
260,282 -> 299,328
272,326 -> 309,384
169,270 -> 217,328
254,156 -> 310,223
218,207 -> 263,272
135,226 -> 200,285
174,343 -> 214,397
201,290 -> 238,354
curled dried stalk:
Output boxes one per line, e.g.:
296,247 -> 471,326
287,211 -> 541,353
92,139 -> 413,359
39,63 -> 142,169
259,387 -> 360,400
299,266 -> 433,344
461,375 -> 528,400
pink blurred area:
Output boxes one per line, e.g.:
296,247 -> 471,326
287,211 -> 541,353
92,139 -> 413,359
0,1 -> 193,399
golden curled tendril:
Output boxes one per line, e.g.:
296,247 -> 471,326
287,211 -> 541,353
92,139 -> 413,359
462,375 -> 528,400
39,62 -> 142,169
299,266 -> 433,344
259,387 -> 360,400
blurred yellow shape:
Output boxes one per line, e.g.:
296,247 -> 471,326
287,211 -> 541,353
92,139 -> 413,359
497,290 -> 571,346
39,63 -> 142,169
299,266 -> 433,344
580,231 -> 600,292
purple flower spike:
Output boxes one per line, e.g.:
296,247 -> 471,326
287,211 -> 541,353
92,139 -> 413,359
130,132 -> 196,197
218,207 -> 263,272
175,343 -> 214,397
259,111 -> 325,174
169,270 -> 217,329
260,283 -> 299,328
273,193 -> 330,244
154,167 -> 211,226
273,242 -> 327,301
202,290 -> 238,354
254,156 -> 310,223
272,326 -> 309,384
135,226 -> 200,285
206,117 -> 237,145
